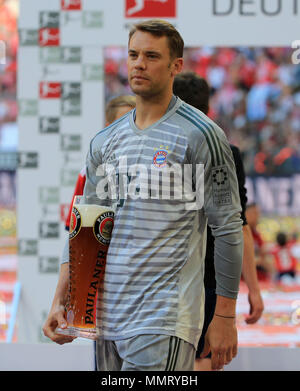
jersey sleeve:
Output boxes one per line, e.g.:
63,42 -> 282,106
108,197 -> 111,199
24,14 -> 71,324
191,125 -> 244,299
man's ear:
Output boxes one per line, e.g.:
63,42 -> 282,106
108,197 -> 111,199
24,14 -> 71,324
171,57 -> 184,77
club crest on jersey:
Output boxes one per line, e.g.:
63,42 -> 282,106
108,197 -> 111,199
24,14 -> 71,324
93,211 -> 114,246
153,145 -> 169,168
69,206 -> 81,239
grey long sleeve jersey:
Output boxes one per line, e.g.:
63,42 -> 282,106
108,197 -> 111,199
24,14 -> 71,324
62,96 -> 243,348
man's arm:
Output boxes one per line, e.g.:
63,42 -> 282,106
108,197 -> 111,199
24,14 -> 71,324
230,145 -> 264,324
193,125 -> 243,370
242,224 -> 264,324
202,225 -> 263,363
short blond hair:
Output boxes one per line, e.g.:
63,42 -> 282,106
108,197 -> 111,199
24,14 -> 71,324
105,95 -> 136,124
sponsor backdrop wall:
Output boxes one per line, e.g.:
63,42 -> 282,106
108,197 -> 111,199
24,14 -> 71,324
17,0 -> 300,343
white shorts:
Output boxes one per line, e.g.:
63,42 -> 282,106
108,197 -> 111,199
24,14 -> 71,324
96,334 -> 196,371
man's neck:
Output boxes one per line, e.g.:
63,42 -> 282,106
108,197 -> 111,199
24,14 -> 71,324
135,91 -> 174,130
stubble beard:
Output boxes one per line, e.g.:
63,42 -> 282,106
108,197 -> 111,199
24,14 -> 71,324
129,79 -> 168,100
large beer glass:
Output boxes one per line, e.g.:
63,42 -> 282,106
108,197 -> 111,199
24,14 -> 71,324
56,195 -> 115,339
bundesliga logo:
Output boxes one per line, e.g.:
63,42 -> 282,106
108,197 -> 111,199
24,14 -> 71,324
39,28 -> 60,47
61,0 -> 82,10
39,82 -> 61,99
125,0 -> 176,18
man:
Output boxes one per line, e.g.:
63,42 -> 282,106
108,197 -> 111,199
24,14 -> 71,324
64,95 -> 136,231
43,19 -> 243,371
173,72 -> 264,371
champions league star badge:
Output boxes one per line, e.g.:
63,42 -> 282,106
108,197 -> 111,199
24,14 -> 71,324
69,206 -> 81,239
153,145 -> 169,168
93,211 -> 114,246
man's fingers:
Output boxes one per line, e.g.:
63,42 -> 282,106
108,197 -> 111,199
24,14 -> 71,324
245,305 -> 257,323
225,348 -> 233,365
200,337 -> 210,359
210,349 -> 219,370
247,293 -> 264,324
46,326 -> 76,344
218,349 -> 226,369
206,315 -> 238,370
211,344 -> 238,370
43,319 -> 57,339
42,310 -> 76,345
211,348 -> 225,371
55,311 -> 68,329
232,343 -> 238,358
245,314 -> 257,324
55,336 -> 77,345
245,307 -> 263,324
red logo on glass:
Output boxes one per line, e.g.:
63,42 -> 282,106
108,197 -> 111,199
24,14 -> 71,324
125,0 -> 176,18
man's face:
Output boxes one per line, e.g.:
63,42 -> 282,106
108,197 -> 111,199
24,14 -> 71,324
127,30 -> 182,98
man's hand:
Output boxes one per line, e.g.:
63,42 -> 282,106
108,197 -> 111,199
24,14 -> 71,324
200,314 -> 238,370
43,262 -> 76,345
42,304 -> 76,345
245,290 -> 264,324
242,224 -> 264,324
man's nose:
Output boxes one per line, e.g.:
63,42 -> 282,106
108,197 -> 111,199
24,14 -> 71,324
134,54 -> 146,69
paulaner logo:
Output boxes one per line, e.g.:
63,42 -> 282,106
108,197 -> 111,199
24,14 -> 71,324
69,207 -> 82,239
95,156 -> 204,210
94,212 -> 114,246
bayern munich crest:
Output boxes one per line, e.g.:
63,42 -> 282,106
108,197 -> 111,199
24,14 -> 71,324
93,211 -> 114,246
69,206 -> 81,239
153,147 -> 169,168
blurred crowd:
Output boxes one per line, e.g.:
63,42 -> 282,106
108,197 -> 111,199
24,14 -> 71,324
104,46 -> 300,176
0,0 -> 18,128
0,0 -> 18,209
246,203 -> 300,286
